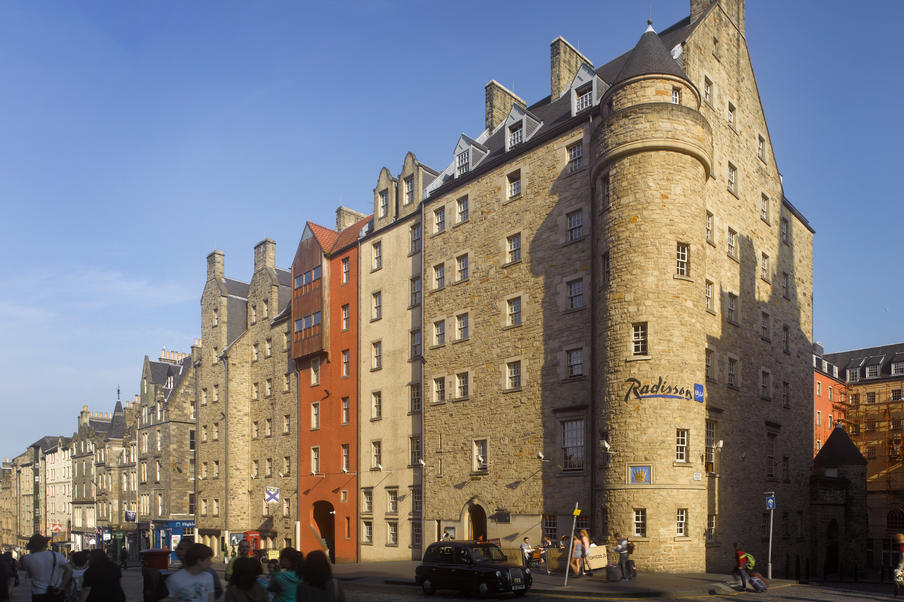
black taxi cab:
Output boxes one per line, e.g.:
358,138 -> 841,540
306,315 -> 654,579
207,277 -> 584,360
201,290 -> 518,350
416,540 -> 531,597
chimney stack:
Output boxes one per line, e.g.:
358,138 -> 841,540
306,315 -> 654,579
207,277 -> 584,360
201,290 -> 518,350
550,36 -> 592,99
207,250 -> 225,281
485,80 -> 524,132
254,239 -> 276,271
336,206 -> 367,231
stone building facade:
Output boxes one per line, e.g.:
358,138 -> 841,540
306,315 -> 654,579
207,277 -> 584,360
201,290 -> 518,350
823,342 -> 904,568
40,437 -> 73,548
196,241 -> 296,558
0,461 -> 13,549
357,156 -> 436,560
70,407 -> 112,551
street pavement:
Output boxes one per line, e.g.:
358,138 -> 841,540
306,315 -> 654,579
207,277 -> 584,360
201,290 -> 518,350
5,561 -> 902,600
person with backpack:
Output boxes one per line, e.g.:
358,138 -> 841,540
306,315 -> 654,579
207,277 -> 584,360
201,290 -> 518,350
21,533 -> 72,602
613,534 -> 631,582
732,543 -> 753,591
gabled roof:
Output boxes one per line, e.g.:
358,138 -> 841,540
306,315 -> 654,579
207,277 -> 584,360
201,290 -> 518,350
276,268 -> 292,288
307,222 -> 340,252
612,24 -> 690,86
29,435 -> 68,453
332,215 -> 372,253
825,342 -> 904,381
107,401 -> 126,439
814,426 -> 867,467
224,278 -> 249,298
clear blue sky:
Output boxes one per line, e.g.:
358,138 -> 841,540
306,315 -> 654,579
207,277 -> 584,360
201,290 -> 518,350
1,0 -> 902,461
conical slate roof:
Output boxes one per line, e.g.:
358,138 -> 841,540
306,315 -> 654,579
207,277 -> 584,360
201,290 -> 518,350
814,426 -> 867,466
613,23 -> 690,85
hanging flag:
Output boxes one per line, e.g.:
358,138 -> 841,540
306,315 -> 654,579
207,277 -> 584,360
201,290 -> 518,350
264,486 -> 280,503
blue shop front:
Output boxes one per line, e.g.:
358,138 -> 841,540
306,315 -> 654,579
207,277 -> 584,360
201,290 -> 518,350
153,520 -> 196,561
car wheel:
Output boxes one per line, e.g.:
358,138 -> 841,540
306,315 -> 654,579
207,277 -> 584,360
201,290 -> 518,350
474,580 -> 490,598
421,578 -> 435,595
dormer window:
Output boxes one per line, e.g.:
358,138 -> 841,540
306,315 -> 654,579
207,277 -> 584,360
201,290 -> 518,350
847,368 -> 859,382
866,365 -> 879,378
893,362 -> 904,376
165,376 -> 173,389
576,84 -> 593,112
508,122 -> 523,147
456,150 -> 470,176
378,190 -> 388,218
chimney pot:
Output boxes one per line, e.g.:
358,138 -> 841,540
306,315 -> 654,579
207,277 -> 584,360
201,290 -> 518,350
207,250 -> 225,281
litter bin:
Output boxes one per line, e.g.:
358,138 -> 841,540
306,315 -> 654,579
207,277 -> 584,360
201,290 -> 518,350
140,549 -> 171,571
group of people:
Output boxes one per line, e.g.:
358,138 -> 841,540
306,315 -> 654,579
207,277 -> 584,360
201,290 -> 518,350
519,530 -> 634,582
159,538 -> 345,602
519,536 -> 552,574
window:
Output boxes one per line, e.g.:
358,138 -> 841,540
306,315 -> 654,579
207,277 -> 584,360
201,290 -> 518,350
311,403 -> 320,430
867,391 -> 877,404
265,379 -> 273,397
893,363 -> 904,376
761,194 -> 770,223
371,441 -> 382,469
410,223 -> 422,254
828,414 -> 833,428
567,279 -> 584,309
705,349 -> 714,380
456,254 -> 469,281
508,171 -> 521,198
387,521 -> 399,545
633,509 -> 647,537
456,149 -> 470,176
783,381 -> 790,408
677,508 -> 688,537
310,447 -> 320,474
404,175 -> 414,205
576,85 -> 593,111
434,320 -> 446,346
250,422 -> 257,439
761,370 -> 772,400
816,382 -> 822,397
562,419 -> 584,471
372,341 -> 382,370
410,384 -> 422,412
507,360 -> 522,389
311,358 -> 320,386
727,293 -> 738,323
507,297 -> 521,326
456,313 -> 469,340
707,514 -> 716,542
566,349 -> 584,377
341,397 -> 350,424
473,439 -> 488,471
341,444 -> 350,473
372,242 -> 382,270
410,329 -> 422,358
341,304 -> 350,330
758,135 -> 766,160
727,228 -> 737,258
602,252 -> 610,287
340,349 -> 350,377
705,420 -> 717,470
371,291 -> 382,320
410,277 -> 421,306
341,257 -> 350,283
728,357 -> 738,387
704,77 -> 712,104
632,323 -> 648,355
507,233 -> 521,263
766,434 -> 776,478
567,142 -> 583,173
508,122 -> 523,147
760,311 -> 770,339
433,377 -> 446,403
457,196 -> 469,223
829,387 -> 834,401
893,389 -> 903,401
848,369 -> 859,383
705,281 -> 714,312
727,102 -> 735,127
250,305 -> 257,325
705,212 -> 714,244
410,437 -> 421,466
782,272 -> 790,299
386,489 -> 399,514
265,338 -> 272,357
433,264 -> 445,289
212,308 -> 218,327
672,87 -> 681,104
372,392 -> 382,420
434,207 -> 446,233
378,189 -> 388,218
867,365 -> 879,379
676,429 -> 688,462
456,372 -> 469,398
563,210 -> 584,242
780,217 -> 790,246
362,521 -> 373,544
760,253 -> 770,281
283,415 -> 290,434
676,242 -> 690,277
727,163 -> 737,194
213,422 -> 219,440
265,419 -> 272,437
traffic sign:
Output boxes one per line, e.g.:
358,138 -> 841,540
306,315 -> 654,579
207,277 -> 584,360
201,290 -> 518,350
572,508 -> 582,516
766,496 -> 775,510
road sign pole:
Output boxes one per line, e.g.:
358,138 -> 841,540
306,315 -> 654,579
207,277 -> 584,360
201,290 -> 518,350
563,502 -> 579,588
764,491 -> 775,580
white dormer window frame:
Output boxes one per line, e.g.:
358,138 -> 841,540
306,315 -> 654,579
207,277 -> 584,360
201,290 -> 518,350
508,121 -> 523,147
575,84 -> 593,112
866,364 -> 879,378
378,189 -> 388,218
456,149 -> 470,176
502,105 -> 542,153
847,368 -> 859,382
892,362 -> 904,376
567,65 -> 607,118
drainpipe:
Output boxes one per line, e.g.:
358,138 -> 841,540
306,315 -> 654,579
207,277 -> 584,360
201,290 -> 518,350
417,197 -> 426,551
587,114 -> 599,534
223,350 -> 229,559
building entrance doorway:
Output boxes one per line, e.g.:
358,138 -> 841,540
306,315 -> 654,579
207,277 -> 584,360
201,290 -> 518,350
312,501 -> 336,562
468,504 -> 487,541
824,518 -> 839,576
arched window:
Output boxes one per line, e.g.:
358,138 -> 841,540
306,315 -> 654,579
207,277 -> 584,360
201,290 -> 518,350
887,509 -> 904,530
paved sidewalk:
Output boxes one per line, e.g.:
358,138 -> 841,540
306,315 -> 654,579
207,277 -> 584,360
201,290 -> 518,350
329,559 -> 793,598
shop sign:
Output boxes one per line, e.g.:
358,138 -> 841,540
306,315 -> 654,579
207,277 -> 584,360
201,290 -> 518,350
624,377 -> 694,402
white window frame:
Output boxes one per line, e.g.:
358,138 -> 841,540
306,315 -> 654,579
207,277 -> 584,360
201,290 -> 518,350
676,242 -> 690,277
507,297 -> 522,326
676,429 -> 688,462
567,209 -> 583,241
456,254 -> 469,282
632,322 -> 648,356
566,348 -> 583,377
507,233 -> 521,263
567,142 -> 583,173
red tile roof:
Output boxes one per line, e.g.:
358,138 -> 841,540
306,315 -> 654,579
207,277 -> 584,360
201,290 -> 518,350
306,221 -> 339,252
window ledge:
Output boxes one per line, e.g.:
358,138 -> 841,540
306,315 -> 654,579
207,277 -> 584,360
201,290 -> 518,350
370,367 -> 382,373
728,384 -> 740,391
556,470 -> 585,477
706,238 -> 716,248
430,230 -> 445,238
429,343 -> 445,350
470,470 -> 489,477
407,303 -> 421,310
408,356 -> 423,364
503,194 -> 521,206
370,417 -> 382,422
761,277 -> 771,284
727,187 -> 739,199
502,323 -> 523,331
431,285 -> 445,293
453,219 -> 469,228
407,249 -> 421,258
728,253 -> 739,263
626,355 -> 652,363
453,278 -> 469,286
561,375 -> 586,383
502,387 -> 522,394
406,409 -> 421,416
761,336 -> 771,343
761,396 -> 772,402
727,319 -> 740,327
761,217 -> 771,227
673,274 -> 694,283
673,536 -> 692,542
706,541 -> 721,548
451,396 -> 470,403
562,236 -> 585,248
502,259 -> 522,269
672,462 -> 693,468
706,308 -> 717,316
370,317 -> 381,323
452,337 -> 469,345
566,166 -> 586,178
563,306 -> 586,315
371,267 -> 382,273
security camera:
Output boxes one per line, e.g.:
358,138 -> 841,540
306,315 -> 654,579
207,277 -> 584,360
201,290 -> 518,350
536,451 -> 545,460
418,458 -> 426,466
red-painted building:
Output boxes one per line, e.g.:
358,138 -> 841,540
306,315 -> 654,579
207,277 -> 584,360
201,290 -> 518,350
292,210 -> 369,562
813,345 -> 848,456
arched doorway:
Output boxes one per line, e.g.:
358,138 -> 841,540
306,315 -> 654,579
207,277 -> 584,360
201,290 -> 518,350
468,504 -> 487,541
825,519 -> 839,576
312,501 -> 336,563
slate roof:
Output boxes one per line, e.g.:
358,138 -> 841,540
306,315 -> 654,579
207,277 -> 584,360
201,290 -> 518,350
824,342 -> 904,382
29,435 -> 68,453
331,215 -> 373,253
276,268 -> 291,288
612,25 -> 690,85
225,278 -> 249,298
814,426 -> 867,466
107,401 -> 126,439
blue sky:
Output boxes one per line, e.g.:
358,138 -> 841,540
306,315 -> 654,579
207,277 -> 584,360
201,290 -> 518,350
1,0 -> 902,461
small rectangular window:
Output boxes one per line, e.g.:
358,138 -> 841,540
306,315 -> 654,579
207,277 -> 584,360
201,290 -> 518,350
434,207 -> 446,233
705,349 -> 714,381
632,322 -> 648,356
457,196 -> 469,223
433,377 -> 445,403
372,242 -> 382,270
672,88 -> 681,104
676,429 -> 688,462
567,142 -> 583,173
410,384 -> 422,412
508,122 -> 523,147
602,252 -> 611,287
473,439 -> 488,472
705,280 -> 714,312
378,189 -> 388,218
372,391 -> 382,420
566,348 -> 584,377
728,357 -> 738,387
727,228 -> 737,258
761,194 -> 770,223
576,85 -> 593,111
757,135 -> 766,160
676,242 -> 690,277
410,330 -> 421,358
676,508 -> 688,537
562,419 -> 584,471
727,102 -> 736,127
457,149 -> 470,176
507,233 -> 521,263
761,253 -> 770,281
456,254 -> 469,281
633,509 -> 647,537
456,372 -> 469,398
704,77 -> 712,104
507,297 -> 522,326
727,163 -> 737,194
781,218 -> 790,245
508,171 -> 521,198
567,210 -> 583,241
433,263 -> 445,289
507,360 -> 522,389
567,279 -> 584,309
434,320 -> 445,346
410,223 -> 422,254
456,313 -> 469,340
410,277 -> 421,306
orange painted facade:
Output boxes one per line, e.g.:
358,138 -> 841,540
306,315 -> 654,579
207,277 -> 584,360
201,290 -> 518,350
813,365 -> 847,457
292,219 -> 367,563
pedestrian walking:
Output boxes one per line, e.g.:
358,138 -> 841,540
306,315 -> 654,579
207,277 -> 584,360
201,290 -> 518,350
569,535 -> 583,577
119,545 -> 129,570
268,548 -> 302,602
579,529 -> 592,575
21,533 -> 71,602
174,539 -> 223,600
732,542 -> 751,591
225,557 -> 268,602
64,551 -> 89,602
81,549 -> 126,602
226,540 -> 253,584
166,543 -> 216,602
1,551 -> 18,588
296,550 -> 344,602
0,552 -> 10,602
614,533 -> 630,581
